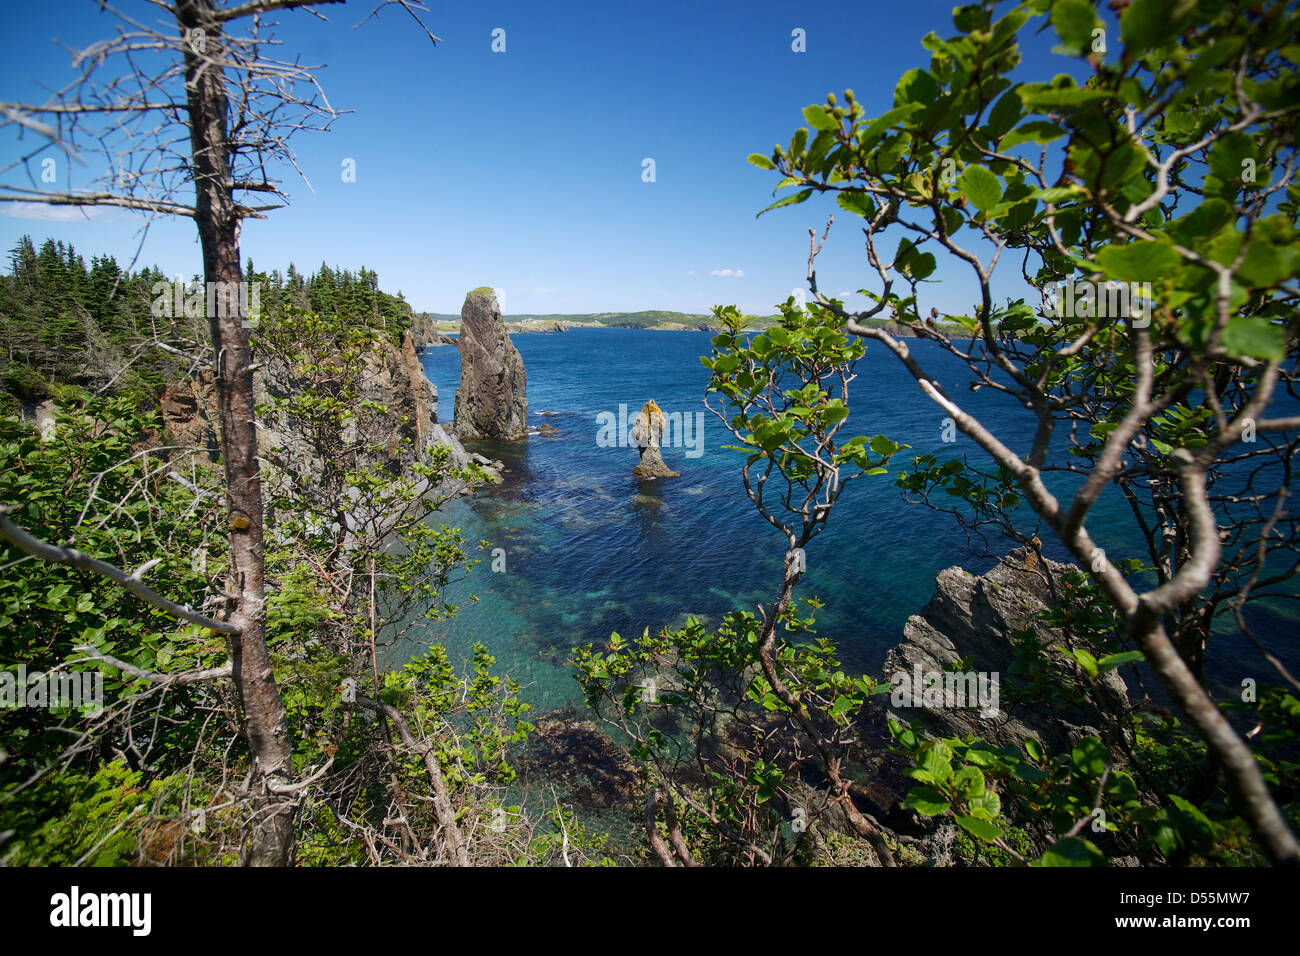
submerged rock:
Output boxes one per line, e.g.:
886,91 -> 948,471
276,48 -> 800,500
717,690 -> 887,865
453,288 -> 528,441
630,399 -> 680,479
467,451 -> 506,483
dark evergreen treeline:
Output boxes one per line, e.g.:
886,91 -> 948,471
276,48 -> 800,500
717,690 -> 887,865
0,236 -> 179,405
0,235 -> 418,409
246,259 -> 416,349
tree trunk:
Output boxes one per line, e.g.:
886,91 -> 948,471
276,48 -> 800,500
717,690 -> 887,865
178,0 -> 295,866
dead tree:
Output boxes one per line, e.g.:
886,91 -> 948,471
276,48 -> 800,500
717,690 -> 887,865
0,0 -> 437,866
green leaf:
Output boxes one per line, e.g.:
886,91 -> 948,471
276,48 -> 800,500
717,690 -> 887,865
955,814 -> 1004,843
959,165 -> 1002,213
757,188 -> 813,218
1098,650 -> 1144,671
803,105 -> 839,133
857,104 -> 923,148
953,766 -> 986,797
1070,737 -> 1108,777
917,744 -> 954,783
1068,647 -> 1100,679
967,789 -> 1002,820
953,5 -> 984,33
1001,121 -> 1067,148
805,129 -> 836,173
888,719 -> 918,750
909,252 -> 937,280
986,89 -> 1023,139
1222,316 -> 1287,362
1051,0 -> 1100,53
868,437 -> 899,460
900,785 -> 951,816
1236,242 -> 1289,288
894,68 -> 941,107
1094,240 -> 1181,281
836,190 -> 875,219
829,694 -> 857,721
1031,185 -> 1086,204
1020,87 -> 1112,110
1208,132 -> 1258,184
1167,199 -> 1234,243
1034,836 -> 1106,866
1120,0 -> 1183,53
747,153 -> 776,171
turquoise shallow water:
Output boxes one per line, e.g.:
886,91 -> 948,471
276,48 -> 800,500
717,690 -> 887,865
383,329 -> 1298,716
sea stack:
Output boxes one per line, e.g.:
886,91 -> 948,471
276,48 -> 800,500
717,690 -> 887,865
453,287 -> 528,441
630,399 -> 680,479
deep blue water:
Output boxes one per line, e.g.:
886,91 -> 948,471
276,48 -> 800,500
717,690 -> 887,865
385,329 -> 1297,714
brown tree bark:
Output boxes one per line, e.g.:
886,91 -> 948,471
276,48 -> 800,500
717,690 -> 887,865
177,0 -> 295,866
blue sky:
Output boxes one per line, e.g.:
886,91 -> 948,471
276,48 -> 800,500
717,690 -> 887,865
0,0 -> 1086,316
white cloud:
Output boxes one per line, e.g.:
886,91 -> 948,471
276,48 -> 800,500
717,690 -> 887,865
709,268 -> 744,278
0,202 -> 105,222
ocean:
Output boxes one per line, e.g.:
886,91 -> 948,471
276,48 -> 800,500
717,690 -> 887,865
386,328 -> 1297,721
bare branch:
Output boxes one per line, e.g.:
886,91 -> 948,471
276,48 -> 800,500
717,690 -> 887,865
0,509 -> 238,635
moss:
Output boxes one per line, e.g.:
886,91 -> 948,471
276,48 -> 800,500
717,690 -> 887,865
1,362 -> 49,403
469,286 -> 496,297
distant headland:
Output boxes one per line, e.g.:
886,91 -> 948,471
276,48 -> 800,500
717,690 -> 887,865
414,309 -> 963,336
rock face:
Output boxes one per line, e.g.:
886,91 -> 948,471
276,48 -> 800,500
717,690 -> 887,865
550,322 -> 569,332
453,289 -> 528,441
883,544 -> 1129,754
159,330 -> 470,490
408,311 -> 436,350
408,312 -> 458,349
630,399 -> 680,479
31,400 -> 59,443
159,377 -> 220,461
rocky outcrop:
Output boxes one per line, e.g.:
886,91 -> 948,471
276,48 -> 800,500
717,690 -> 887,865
30,400 -> 59,443
883,544 -> 1129,755
453,289 -> 528,441
408,311 -> 435,349
159,329 -> 471,491
408,312 -> 458,349
467,451 -> 506,483
550,322 -> 569,332
630,399 -> 679,479
159,378 -> 220,461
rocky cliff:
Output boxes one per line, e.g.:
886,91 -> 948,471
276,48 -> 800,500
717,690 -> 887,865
453,288 -> 528,441
408,312 -> 460,350
159,330 -> 469,493
882,544 -> 1129,755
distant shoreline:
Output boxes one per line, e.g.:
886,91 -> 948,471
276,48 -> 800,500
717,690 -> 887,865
423,322 -> 958,338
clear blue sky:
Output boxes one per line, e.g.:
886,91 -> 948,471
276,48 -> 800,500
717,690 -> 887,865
0,0 -> 1086,316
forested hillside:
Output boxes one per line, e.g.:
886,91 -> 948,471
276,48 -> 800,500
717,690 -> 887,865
0,238 -> 565,866
0,236 -> 419,410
